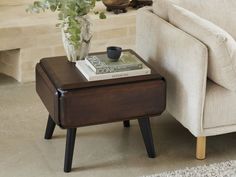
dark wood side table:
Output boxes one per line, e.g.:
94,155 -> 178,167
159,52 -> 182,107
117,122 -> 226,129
35,50 -> 166,172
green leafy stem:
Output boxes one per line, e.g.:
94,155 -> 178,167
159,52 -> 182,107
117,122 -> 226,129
26,0 -> 106,48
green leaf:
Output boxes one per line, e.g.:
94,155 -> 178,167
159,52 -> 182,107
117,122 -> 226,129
58,12 -> 63,20
27,0 -> 107,49
50,4 -> 57,11
33,1 -> 40,7
99,12 -> 106,19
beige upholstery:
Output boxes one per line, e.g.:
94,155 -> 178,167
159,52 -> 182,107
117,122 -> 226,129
136,7 -> 208,136
153,0 -> 236,40
204,80 -> 236,129
136,5 -> 236,137
168,5 -> 236,91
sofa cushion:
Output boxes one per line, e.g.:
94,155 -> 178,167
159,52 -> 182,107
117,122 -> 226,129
152,0 -> 236,40
168,5 -> 236,91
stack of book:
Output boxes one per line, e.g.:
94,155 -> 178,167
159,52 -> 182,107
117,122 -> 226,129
76,51 -> 151,81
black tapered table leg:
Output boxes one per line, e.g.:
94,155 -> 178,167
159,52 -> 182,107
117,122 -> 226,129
44,115 -> 56,140
123,120 -> 130,128
64,128 -> 77,173
138,116 -> 156,158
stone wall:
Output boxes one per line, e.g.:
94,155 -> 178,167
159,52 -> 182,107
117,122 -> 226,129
0,2 -> 136,82
0,50 -> 21,81
0,0 -> 33,6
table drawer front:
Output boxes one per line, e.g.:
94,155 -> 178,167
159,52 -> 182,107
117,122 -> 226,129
59,79 -> 166,128
36,64 -> 60,125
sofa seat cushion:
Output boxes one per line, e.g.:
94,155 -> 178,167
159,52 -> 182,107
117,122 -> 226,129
153,0 -> 236,40
204,80 -> 236,129
168,5 -> 236,91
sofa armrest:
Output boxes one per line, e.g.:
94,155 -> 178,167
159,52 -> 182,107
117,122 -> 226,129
136,8 -> 208,136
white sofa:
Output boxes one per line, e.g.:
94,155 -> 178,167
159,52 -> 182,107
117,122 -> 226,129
136,0 -> 236,159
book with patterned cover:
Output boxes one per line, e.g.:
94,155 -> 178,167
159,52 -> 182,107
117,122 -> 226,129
76,60 -> 151,81
85,51 -> 143,74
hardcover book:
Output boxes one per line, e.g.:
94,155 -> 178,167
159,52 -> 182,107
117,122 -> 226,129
85,51 -> 143,74
76,60 -> 151,81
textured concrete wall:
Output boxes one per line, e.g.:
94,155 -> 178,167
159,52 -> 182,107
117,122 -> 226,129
0,50 -> 21,81
0,0 -> 33,6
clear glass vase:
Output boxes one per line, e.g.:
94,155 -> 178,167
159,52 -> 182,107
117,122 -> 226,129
62,16 -> 92,62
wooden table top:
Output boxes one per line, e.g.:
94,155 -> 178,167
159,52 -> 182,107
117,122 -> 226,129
39,49 -> 163,90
